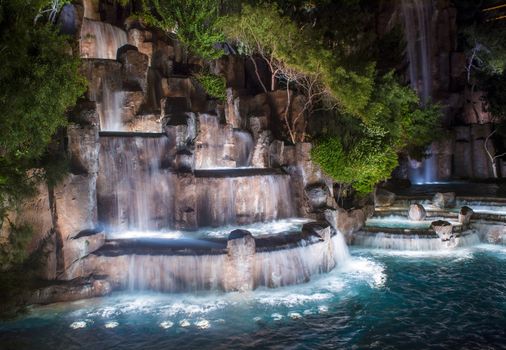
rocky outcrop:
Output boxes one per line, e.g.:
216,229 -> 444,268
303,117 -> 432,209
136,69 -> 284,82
325,207 -> 369,242
374,189 -> 396,207
29,278 -> 111,305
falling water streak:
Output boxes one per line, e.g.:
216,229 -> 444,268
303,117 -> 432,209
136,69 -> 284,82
195,175 -> 296,227
195,114 -> 228,169
401,0 -> 432,106
402,0 -> 438,184
233,130 -> 254,167
98,85 -> 125,131
98,135 -> 173,231
353,231 -> 481,251
80,18 -> 128,59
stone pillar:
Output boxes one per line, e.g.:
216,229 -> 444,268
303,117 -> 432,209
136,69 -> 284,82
224,230 -> 256,292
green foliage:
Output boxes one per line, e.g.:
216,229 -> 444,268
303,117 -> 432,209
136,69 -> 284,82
195,73 -> 227,101
0,223 -> 33,269
461,24 -> 506,76
0,0 -> 85,215
312,74 -> 441,193
484,71 -> 506,119
311,128 -> 398,195
140,0 -> 225,60
219,3 -> 375,116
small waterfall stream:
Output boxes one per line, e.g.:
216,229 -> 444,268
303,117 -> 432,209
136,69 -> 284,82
98,85 -> 126,131
80,18 -> 128,59
401,0 -> 438,184
98,134 -> 174,231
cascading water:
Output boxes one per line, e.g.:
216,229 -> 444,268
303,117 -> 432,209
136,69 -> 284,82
80,18 -> 128,60
195,174 -> 296,227
195,114 -> 228,169
233,130 -> 254,167
353,231 -> 481,251
83,233 -> 350,292
97,134 -> 174,231
401,0 -> 438,184
98,84 -> 125,131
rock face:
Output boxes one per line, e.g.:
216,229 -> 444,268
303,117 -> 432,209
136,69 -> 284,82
224,230 -> 256,292
408,203 -> 427,221
431,220 -> 453,241
324,207 -> 368,242
29,278 -> 111,305
54,174 -> 97,242
374,189 -> 396,207
432,192 -> 456,209
458,206 -> 474,225
305,183 -> 330,209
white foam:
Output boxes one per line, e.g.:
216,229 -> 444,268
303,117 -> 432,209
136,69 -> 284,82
105,321 -> 119,329
70,321 -> 87,329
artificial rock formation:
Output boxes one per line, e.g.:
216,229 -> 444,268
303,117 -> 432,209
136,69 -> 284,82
408,203 -> 427,221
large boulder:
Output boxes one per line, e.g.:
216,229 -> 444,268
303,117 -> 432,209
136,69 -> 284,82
302,221 -> 332,241
305,183 -> 330,209
431,220 -> 453,241
374,189 -> 396,207
408,203 -> 426,221
432,192 -> 456,208
458,206 -> 474,225
325,208 -> 366,240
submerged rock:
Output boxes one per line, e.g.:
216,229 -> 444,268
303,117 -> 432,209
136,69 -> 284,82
374,189 -> 396,207
408,203 -> 426,221
432,192 -> 456,208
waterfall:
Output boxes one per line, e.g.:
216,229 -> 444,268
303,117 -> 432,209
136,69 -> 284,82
126,254 -> 226,292
97,134 -> 174,231
233,130 -> 254,167
401,0 -> 432,105
401,0 -> 437,184
353,232 -> 481,251
98,84 -> 125,131
80,18 -> 128,60
195,174 -> 296,227
195,114 -> 229,169
90,234 -> 350,292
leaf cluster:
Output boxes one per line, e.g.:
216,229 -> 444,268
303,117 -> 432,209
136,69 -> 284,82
139,0 -> 225,60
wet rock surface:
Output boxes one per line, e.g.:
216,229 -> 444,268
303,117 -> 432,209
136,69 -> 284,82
408,203 -> 427,221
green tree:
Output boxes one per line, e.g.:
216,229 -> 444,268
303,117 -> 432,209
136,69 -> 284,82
139,0 -> 225,60
312,74 -> 441,194
0,0 -> 86,216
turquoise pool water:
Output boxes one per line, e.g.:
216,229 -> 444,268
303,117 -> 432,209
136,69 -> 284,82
1,245 -> 506,349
